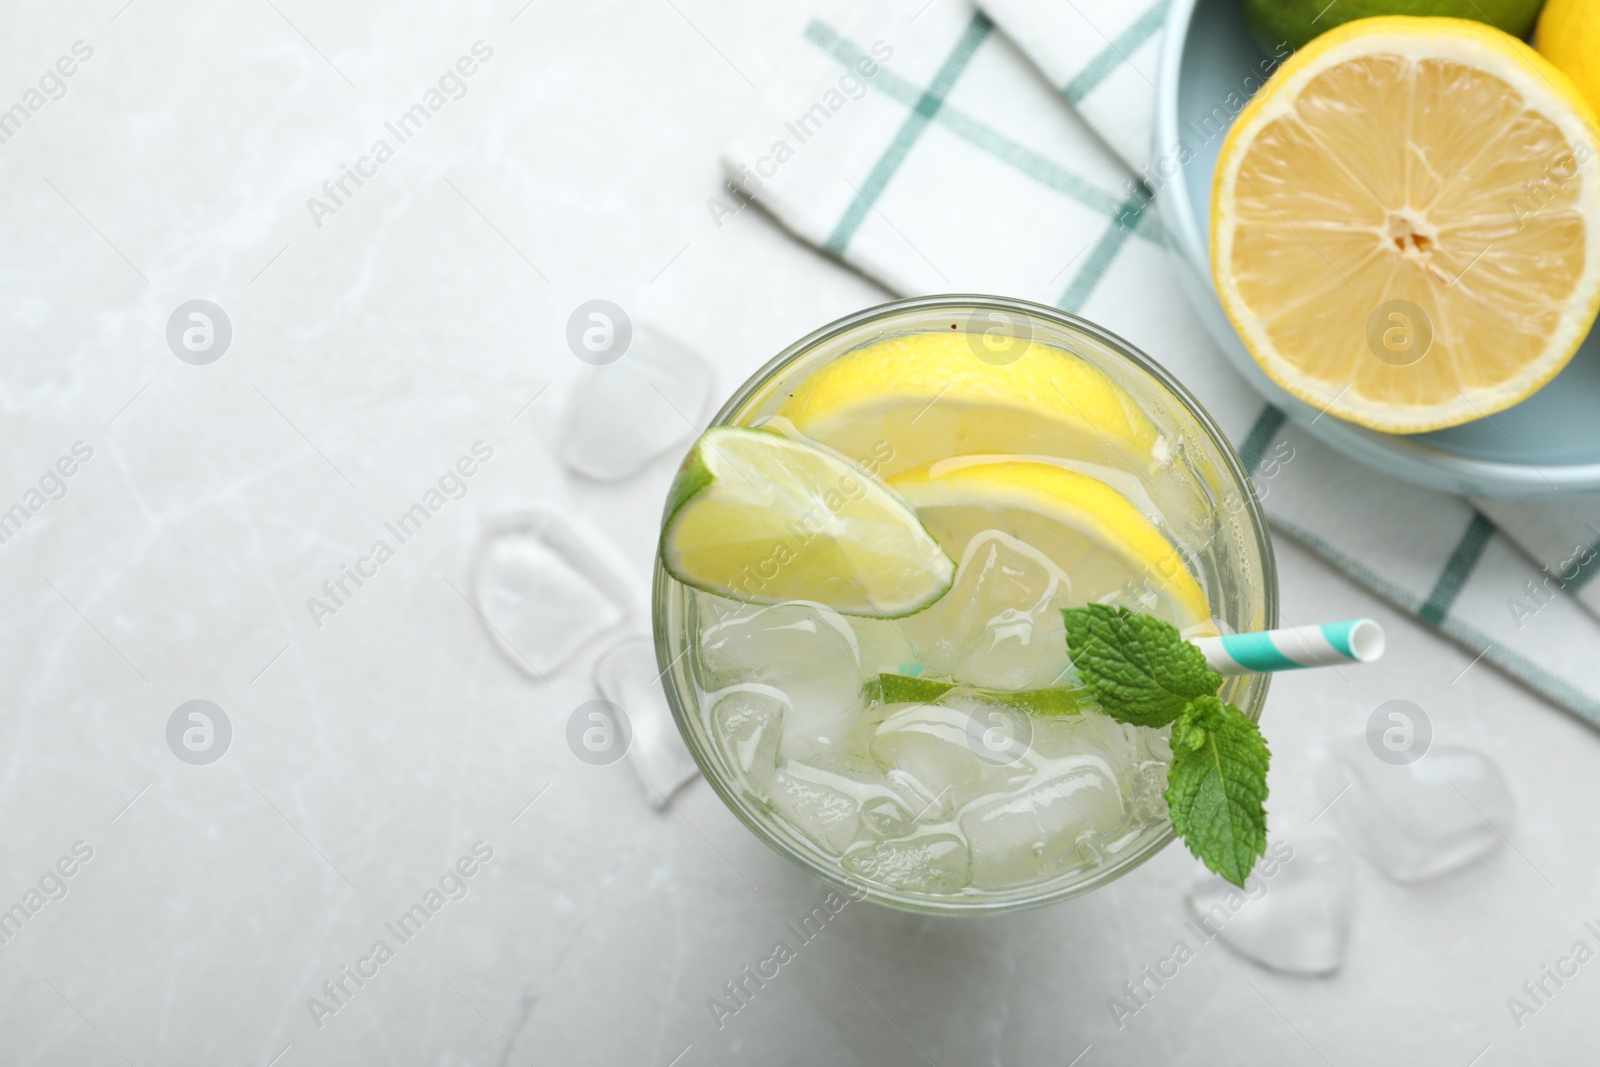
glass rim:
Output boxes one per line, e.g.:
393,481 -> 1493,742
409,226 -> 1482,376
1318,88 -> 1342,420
652,293 -> 1280,916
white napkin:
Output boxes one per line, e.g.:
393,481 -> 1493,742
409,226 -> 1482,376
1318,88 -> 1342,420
721,0 -> 1600,725
979,0 -> 1167,171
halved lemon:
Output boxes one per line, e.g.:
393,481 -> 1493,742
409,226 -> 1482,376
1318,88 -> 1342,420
887,458 -> 1212,627
660,428 -> 955,617
1212,16 -> 1600,433
776,331 -> 1161,476
1539,0 -> 1600,118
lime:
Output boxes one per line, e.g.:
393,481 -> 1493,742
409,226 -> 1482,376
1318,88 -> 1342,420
1243,0 -> 1545,50
660,428 -> 955,617
874,673 -> 1088,716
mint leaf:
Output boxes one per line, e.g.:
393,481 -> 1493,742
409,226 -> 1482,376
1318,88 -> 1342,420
1061,604 -> 1220,727
1059,605 -> 1271,885
1165,696 -> 1270,887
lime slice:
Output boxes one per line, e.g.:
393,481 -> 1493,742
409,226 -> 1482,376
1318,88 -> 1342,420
661,428 -> 956,617
888,458 -> 1211,626
874,673 -> 1087,716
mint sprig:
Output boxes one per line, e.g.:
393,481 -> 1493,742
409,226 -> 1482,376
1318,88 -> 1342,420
1063,604 -> 1270,887
1061,604 -> 1221,726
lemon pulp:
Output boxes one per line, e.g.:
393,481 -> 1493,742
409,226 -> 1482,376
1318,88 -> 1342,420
1213,17 -> 1600,433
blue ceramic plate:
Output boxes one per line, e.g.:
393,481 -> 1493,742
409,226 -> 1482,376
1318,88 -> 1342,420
1155,0 -> 1600,497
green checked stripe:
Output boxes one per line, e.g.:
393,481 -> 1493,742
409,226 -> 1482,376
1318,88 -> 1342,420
1273,514 -> 1600,724
1238,405 -> 1287,471
1064,0 -> 1169,105
1563,534 -> 1600,594
1462,628 -> 1600,727
1057,193 -> 1152,312
1420,512 -> 1496,625
804,21 -> 1162,244
825,13 -> 992,255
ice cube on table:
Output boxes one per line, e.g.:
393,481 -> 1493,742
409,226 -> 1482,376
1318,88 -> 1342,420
473,510 -> 631,677
899,531 -> 1074,689
558,324 -> 713,481
768,761 -> 864,856
1320,740 -> 1513,883
870,699 -> 1036,810
594,636 -> 699,808
699,600 -> 867,760
960,765 -> 1128,889
843,831 -> 972,894
709,685 -> 787,801
1187,838 -> 1354,976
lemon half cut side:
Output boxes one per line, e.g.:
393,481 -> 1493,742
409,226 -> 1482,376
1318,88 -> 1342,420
1212,16 -> 1600,434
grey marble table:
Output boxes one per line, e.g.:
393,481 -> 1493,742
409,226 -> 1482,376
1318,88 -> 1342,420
1,1 -> 1596,1064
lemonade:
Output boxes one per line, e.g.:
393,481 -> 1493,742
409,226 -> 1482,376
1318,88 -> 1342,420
653,297 -> 1276,912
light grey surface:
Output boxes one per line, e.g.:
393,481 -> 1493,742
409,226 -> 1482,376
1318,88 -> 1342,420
1156,0 -> 1600,497
2,2 -> 1598,1064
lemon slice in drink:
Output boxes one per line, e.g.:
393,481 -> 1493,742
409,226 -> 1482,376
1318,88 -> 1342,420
661,428 -> 956,617
1212,17 -> 1600,433
888,458 -> 1210,626
777,331 -> 1161,477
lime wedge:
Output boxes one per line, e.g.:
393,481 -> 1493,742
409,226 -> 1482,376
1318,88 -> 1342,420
873,673 -> 1087,716
660,428 -> 956,617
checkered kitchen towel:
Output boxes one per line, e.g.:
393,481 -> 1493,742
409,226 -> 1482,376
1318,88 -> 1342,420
978,0 -> 1167,171
721,0 -> 1600,724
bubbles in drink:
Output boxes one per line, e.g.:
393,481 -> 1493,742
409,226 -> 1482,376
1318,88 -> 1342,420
899,531 -> 1075,689
709,686 -> 786,801
843,831 -> 972,894
960,767 -> 1127,889
769,763 -> 865,856
695,563 -> 1203,896
699,599 -> 867,761
871,699 -> 1038,809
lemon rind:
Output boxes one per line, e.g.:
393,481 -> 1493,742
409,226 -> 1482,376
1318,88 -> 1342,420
1212,16 -> 1600,434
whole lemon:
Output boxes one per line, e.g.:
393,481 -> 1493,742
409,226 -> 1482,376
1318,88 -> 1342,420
1242,0 -> 1545,50
1538,0 -> 1600,115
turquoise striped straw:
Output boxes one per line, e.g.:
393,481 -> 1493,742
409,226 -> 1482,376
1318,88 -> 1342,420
1191,619 -> 1385,675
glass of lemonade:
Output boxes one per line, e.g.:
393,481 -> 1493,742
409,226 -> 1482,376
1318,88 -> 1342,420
652,295 -> 1277,914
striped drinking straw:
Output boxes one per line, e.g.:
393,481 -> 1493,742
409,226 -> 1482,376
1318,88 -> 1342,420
1190,619 -> 1386,675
